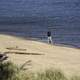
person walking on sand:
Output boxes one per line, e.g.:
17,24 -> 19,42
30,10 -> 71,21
47,31 -> 53,44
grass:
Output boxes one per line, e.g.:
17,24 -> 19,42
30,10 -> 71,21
0,61 -> 80,80
33,69 -> 67,80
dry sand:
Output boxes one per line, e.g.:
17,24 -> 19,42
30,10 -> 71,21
0,34 -> 80,75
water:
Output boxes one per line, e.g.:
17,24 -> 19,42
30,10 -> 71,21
0,0 -> 80,48
0,19 -> 80,48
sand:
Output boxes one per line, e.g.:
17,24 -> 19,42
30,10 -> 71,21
0,34 -> 80,75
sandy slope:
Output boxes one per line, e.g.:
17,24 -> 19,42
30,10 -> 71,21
0,34 -> 80,75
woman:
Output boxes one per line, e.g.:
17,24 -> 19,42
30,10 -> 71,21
47,31 -> 53,44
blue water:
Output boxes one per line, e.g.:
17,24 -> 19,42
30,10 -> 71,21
0,0 -> 80,48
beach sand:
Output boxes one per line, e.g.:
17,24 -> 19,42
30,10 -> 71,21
0,34 -> 80,75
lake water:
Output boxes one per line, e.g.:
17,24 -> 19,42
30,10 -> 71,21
0,0 -> 80,48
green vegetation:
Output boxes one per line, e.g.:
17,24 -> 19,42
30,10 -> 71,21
0,61 -> 80,80
0,61 -> 33,80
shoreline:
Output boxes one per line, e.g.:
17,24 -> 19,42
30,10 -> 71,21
0,32 -> 80,49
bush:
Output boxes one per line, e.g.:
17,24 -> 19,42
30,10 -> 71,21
0,62 -> 17,80
0,62 -> 28,80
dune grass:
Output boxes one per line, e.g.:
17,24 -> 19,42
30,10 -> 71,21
0,61 -> 80,80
